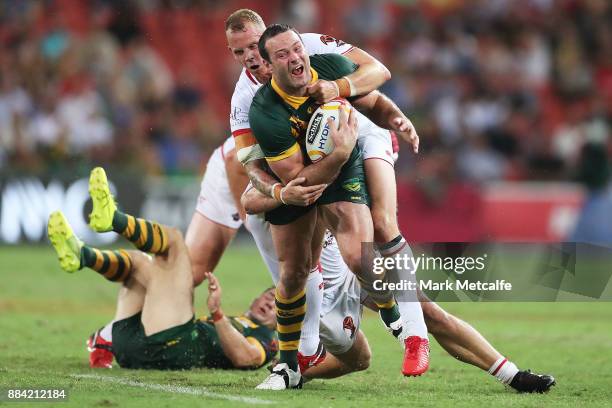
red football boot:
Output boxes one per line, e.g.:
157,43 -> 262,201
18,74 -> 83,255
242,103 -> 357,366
402,336 -> 429,376
86,330 -> 113,369
297,342 -> 327,374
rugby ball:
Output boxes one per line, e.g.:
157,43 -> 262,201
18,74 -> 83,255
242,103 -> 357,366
305,98 -> 351,163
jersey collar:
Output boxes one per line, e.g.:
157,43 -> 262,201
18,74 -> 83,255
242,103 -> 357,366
245,69 -> 260,85
270,68 -> 318,110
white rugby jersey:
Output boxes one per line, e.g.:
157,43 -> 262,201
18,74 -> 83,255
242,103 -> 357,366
230,33 -> 354,163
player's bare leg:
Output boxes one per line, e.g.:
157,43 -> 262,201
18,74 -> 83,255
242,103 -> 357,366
48,208 -> 152,367
185,147 -> 247,287
364,158 -> 400,244
256,208 -> 318,390
320,202 -> 403,337
245,213 -> 327,373
139,226 -> 194,335
54,167 -> 184,365
302,330 -> 371,380
87,262 -> 147,369
113,279 -> 146,322
418,292 -> 556,393
91,181 -> 194,336
364,157 -> 429,376
185,212 -> 237,286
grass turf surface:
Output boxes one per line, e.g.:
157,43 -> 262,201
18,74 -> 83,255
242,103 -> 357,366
1,244 -> 611,407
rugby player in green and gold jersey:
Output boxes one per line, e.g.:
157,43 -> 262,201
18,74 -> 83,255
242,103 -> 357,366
249,24 -> 425,390
48,168 -> 278,371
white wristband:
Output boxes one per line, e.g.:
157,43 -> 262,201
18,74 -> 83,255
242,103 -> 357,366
270,182 -> 281,198
279,187 -> 288,205
331,80 -> 340,98
344,76 -> 357,97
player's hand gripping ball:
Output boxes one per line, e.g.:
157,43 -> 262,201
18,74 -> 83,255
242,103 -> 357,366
306,98 -> 351,163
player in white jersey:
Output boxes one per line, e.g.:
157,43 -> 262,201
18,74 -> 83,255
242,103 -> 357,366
241,180 -> 556,393
224,10 -> 427,384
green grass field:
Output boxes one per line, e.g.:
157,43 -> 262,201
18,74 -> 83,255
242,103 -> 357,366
1,244 -> 611,407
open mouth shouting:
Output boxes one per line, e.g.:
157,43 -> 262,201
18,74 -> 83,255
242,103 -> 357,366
291,64 -> 305,78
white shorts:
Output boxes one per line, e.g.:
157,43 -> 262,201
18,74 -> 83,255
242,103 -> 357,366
246,215 -> 363,355
319,272 -> 363,355
356,113 -> 395,166
195,139 -> 242,229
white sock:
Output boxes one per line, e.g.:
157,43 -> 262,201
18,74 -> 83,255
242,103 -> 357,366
99,321 -> 114,342
380,237 -> 428,339
397,300 -> 428,339
298,267 -> 323,356
488,357 -> 519,385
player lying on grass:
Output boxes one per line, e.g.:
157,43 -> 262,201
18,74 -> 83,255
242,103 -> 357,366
47,168 -> 398,382
47,168 -> 279,370
241,177 -> 557,393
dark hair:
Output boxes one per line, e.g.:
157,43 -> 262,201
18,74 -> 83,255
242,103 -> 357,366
225,9 -> 265,32
258,23 -> 302,62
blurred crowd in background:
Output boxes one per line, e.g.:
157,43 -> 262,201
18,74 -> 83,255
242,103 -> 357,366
1,0 -> 610,189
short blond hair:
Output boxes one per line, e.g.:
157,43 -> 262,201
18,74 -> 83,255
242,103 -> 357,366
225,9 -> 265,32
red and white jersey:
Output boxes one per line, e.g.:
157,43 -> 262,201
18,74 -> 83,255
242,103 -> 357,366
230,33 -> 354,163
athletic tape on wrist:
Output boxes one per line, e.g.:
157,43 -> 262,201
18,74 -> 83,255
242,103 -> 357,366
345,76 -> 357,97
212,309 -> 224,322
330,80 -> 340,98
271,183 -> 282,201
335,77 -> 351,98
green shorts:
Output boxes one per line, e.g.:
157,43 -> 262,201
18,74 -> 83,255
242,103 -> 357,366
264,151 -> 369,225
112,313 -> 230,370
264,204 -> 315,226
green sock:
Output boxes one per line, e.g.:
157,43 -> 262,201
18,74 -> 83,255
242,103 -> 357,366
80,246 -> 133,282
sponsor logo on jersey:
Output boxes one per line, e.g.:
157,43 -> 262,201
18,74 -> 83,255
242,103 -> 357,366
342,178 -> 361,192
230,106 -> 246,127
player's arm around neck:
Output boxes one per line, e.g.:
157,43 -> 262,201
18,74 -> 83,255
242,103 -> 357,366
341,47 -> 391,96
308,48 -> 391,103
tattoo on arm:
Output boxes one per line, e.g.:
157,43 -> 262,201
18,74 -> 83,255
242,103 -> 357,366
245,160 -> 276,196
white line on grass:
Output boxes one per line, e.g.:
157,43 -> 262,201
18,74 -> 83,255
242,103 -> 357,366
71,374 -> 275,405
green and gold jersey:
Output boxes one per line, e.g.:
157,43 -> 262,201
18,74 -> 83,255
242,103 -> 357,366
250,53 -> 359,163
195,314 -> 278,370
249,53 -> 369,225
112,312 -> 277,371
